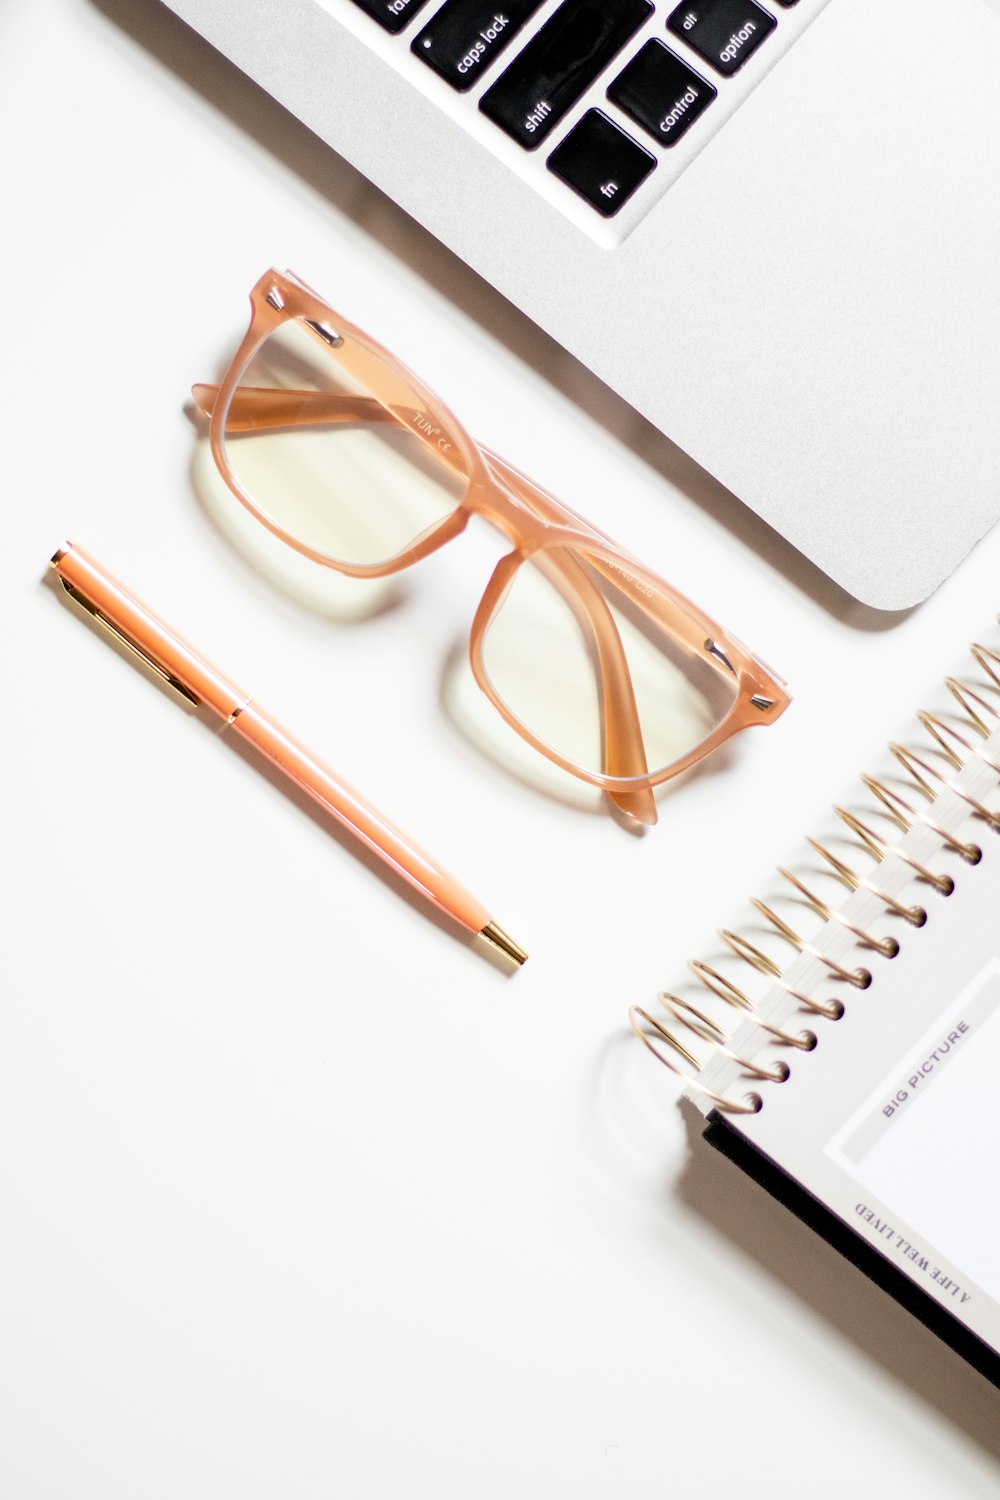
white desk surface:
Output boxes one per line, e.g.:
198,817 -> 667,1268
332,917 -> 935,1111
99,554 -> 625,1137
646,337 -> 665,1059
4,1 -> 1000,1493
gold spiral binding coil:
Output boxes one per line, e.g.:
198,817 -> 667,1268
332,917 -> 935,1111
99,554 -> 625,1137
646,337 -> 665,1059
806,835 -> 928,925
720,929 -> 844,1019
890,741 -> 1000,831
946,678 -> 999,736
891,741 -> 952,797
971,642 -> 1000,690
860,774 -> 982,862
803,834 -> 929,924
634,627 -> 1000,1112
657,994 -> 790,1082
834,806 -> 954,895
751,898 -> 871,986
777,866 -> 898,957
627,1005 -> 762,1114
917,710 -> 967,769
917,710 -> 1000,776
688,959 -> 754,1015
689,960 -> 817,1048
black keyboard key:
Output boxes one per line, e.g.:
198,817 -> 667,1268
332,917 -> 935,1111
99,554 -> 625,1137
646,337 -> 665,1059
480,0 -> 653,150
607,40 -> 715,147
412,1 -> 544,91
547,109 -> 655,215
666,1 -> 776,76
346,0 -> 432,34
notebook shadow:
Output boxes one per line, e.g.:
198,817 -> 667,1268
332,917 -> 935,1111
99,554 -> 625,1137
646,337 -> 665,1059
675,1099 -> 1000,1452
92,0 -> 908,634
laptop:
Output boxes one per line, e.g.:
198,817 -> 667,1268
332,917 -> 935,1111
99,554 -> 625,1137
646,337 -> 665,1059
155,0 -> 1000,609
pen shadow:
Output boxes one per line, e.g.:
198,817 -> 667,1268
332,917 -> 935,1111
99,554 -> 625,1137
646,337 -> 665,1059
674,1097 -> 1000,1447
94,0 -> 909,634
42,565 -> 519,975
213,721 -> 522,974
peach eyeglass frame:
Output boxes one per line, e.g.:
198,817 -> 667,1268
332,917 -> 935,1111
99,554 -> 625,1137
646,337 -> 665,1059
193,268 -> 790,826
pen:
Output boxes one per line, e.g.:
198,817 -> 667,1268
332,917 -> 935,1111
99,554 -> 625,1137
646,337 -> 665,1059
50,542 -> 527,966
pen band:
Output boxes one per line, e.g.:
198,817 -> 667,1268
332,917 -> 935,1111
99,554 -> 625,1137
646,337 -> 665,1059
51,542 -> 245,717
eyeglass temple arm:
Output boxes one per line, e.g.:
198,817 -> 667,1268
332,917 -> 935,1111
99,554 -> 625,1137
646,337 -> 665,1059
192,385 -> 733,681
193,383 -> 657,821
482,450 -> 739,678
532,547 -> 657,823
193,385 -> 383,432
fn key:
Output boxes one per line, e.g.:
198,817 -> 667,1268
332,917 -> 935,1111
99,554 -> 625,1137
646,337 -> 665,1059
547,111 -> 655,217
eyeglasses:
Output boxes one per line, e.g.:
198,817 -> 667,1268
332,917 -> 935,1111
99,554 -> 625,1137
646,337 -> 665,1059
192,268 -> 790,827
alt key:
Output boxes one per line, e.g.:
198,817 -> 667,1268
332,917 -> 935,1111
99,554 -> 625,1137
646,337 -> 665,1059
547,110 -> 655,217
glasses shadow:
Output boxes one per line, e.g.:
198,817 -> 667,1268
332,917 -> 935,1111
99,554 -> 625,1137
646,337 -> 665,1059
438,638 -> 739,829
186,427 -> 406,625
186,422 -> 733,828
186,423 -> 617,819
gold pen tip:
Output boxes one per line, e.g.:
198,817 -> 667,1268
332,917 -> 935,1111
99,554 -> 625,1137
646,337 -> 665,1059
50,544 -> 70,568
479,920 -> 528,967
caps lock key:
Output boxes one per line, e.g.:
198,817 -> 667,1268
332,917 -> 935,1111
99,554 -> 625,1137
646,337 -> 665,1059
412,1 -> 544,91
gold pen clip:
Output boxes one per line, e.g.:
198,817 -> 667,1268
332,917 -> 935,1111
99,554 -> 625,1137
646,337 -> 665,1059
57,578 -> 201,707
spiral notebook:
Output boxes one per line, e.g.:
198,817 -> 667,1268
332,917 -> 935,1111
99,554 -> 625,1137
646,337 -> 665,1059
633,628 -> 1000,1385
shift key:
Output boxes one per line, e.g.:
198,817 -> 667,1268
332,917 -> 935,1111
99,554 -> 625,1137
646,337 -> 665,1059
480,0 -> 653,150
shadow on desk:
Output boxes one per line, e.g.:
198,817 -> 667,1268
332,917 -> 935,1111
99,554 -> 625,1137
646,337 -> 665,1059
93,0 -> 908,635
677,1102 -> 1000,1452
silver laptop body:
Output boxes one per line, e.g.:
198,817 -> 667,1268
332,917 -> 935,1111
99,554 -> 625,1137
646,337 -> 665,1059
156,0 -> 1000,609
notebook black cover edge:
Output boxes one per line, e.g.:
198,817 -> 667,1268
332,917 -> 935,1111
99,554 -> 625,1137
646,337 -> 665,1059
703,1110 -> 1000,1388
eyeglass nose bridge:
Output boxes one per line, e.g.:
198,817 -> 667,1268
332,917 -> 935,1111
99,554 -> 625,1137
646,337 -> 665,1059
462,475 -> 552,554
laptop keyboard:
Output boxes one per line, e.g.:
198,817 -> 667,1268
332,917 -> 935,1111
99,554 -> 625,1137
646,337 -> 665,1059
478,1 -> 652,148
343,0 -> 808,226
